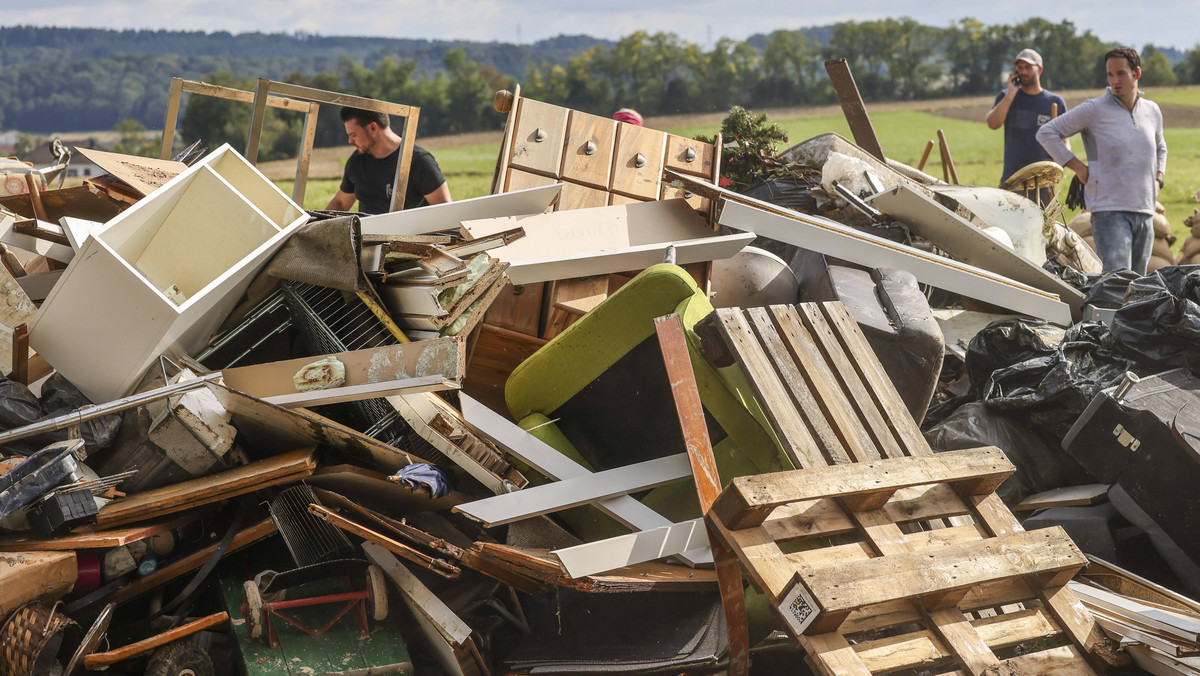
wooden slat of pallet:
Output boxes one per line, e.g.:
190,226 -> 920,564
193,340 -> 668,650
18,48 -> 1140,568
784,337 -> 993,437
762,304 -> 881,464
711,447 -> 1014,529
853,608 -> 1064,673
654,313 -> 750,676
817,302 -> 933,457
712,308 -> 829,469
741,306 -> 854,465
970,491 -> 1117,671
789,304 -> 907,459
95,448 -> 317,528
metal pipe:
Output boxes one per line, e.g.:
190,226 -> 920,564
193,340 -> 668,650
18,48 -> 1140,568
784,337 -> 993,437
0,373 -> 222,446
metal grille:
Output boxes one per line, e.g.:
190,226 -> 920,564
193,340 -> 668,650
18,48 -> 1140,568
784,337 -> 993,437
280,281 -> 436,456
269,485 -> 356,568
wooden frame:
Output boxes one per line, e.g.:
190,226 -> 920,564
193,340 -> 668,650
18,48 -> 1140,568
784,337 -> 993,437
160,77 -> 420,210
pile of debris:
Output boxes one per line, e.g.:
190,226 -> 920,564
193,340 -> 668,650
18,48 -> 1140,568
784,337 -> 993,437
0,83 -> 1198,676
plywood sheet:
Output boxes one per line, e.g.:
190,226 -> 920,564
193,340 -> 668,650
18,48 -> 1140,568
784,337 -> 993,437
75,147 -> 187,197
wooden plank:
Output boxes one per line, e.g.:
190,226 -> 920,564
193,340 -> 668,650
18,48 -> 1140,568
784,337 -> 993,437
84,611 -> 228,667
0,515 -> 195,552
790,527 -> 1086,620
706,194 -> 1072,324
712,308 -> 828,469
454,453 -> 691,527
220,337 -> 465,398
824,58 -> 885,161
653,313 -> 750,676
744,306 -> 855,465
797,303 -> 910,458
1015,484 -> 1109,512
0,550 -> 76,617
509,98 -> 569,177
758,305 -> 881,464
970,491 -> 1118,670
209,383 -> 428,471
712,447 -> 1014,529
997,645 -> 1096,676
817,302 -> 936,458
96,447 -> 317,528
560,110 -> 616,190
100,518 -> 276,608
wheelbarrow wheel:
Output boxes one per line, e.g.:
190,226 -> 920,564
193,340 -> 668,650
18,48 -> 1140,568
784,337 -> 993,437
243,580 -> 265,639
365,564 -> 388,621
145,638 -> 214,676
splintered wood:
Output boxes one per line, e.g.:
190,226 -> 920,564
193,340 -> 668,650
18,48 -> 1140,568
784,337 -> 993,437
702,302 -> 1113,676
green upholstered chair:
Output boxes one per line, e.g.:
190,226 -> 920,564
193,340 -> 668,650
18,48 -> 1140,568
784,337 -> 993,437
504,263 -> 791,541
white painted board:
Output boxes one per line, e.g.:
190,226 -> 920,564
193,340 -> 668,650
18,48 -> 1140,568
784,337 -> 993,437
458,393 -> 712,566
718,199 -> 1072,325
455,453 -> 692,526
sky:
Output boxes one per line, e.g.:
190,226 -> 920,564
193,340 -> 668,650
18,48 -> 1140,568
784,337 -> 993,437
7,0 -> 1198,52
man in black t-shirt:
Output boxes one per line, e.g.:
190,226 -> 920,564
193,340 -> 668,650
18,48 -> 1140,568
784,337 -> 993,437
325,107 -> 451,214
985,49 -> 1068,204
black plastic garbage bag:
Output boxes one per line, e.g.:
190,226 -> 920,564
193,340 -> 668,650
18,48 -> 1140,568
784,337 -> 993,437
1043,258 -> 1090,291
1109,265 -> 1200,370
923,401 -> 1091,505
1084,269 -> 1141,309
982,322 -> 1130,441
0,374 -> 121,456
965,318 -> 1065,394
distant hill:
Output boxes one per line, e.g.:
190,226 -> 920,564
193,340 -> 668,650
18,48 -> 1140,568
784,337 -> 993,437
0,26 -> 609,133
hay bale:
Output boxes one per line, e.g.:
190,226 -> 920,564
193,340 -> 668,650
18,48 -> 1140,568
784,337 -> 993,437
1069,211 -> 1092,237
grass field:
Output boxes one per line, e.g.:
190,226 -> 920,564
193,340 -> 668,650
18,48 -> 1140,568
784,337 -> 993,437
275,87 -> 1200,249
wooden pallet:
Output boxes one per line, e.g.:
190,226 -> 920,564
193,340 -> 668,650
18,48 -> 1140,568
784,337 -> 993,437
701,303 -> 1116,675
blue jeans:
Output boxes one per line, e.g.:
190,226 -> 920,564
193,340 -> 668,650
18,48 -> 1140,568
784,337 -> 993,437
1091,211 -> 1154,274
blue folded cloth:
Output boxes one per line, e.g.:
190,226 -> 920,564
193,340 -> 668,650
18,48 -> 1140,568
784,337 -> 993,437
390,463 -> 452,498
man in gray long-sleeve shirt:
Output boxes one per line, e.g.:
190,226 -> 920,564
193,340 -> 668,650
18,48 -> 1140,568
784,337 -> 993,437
1036,46 -> 1167,274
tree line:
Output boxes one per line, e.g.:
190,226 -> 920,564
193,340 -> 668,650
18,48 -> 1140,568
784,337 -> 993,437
6,19 -> 1198,161
521,18 -> 1196,117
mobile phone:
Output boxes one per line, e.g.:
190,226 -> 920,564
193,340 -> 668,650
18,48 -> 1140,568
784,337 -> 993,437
1012,74 -> 1023,86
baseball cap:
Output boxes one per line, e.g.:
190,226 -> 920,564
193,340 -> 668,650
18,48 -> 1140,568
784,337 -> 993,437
1012,48 -> 1043,68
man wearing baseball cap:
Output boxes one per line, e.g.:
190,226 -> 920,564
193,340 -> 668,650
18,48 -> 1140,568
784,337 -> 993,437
986,48 -> 1068,201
